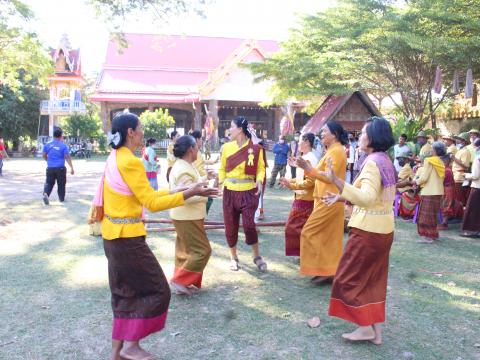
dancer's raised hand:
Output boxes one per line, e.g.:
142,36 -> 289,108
321,191 -> 341,206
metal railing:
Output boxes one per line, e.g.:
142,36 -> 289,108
40,100 -> 87,113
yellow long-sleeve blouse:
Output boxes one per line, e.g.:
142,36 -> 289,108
414,160 -> 445,196
218,140 -> 265,191
288,151 -> 318,201
305,142 -> 347,200
342,160 -> 394,234
101,146 -> 184,240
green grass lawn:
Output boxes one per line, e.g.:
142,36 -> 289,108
0,186 -> 479,359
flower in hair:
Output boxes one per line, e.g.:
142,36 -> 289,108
107,132 -> 122,147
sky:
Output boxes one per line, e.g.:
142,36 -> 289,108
23,0 -> 334,77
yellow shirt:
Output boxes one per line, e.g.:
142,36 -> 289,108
342,160 -> 394,234
288,151 -> 318,201
194,152 -> 207,179
415,160 -> 444,196
101,147 -> 184,240
452,147 -> 472,182
167,142 -> 176,168
397,163 -> 414,193
447,144 -> 458,156
306,142 -> 347,200
467,143 -> 477,163
169,159 -> 207,220
218,140 -> 266,191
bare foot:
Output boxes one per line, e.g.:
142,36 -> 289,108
342,326 -> 375,341
370,323 -> 382,345
111,340 -> 123,360
120,344 -> 155,360
170,281 -> 192,296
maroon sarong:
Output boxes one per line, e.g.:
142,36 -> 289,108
417,195 -> 442,239
223,188 -> 259,248
455,183 -> 470,207
329,228 -> 394,326
285,199 -> 314,256
103,236 -> 170,341
462,188 -> 480,232
441,185 -> 463,219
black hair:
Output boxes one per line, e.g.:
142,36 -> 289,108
364,117 -> 395,152
400,134 -> 408,141
474,138 -> 480,147
302,132 -> 315,148
432,141 -> 446,157
190,130 -> 202,140
146,138 -> 156,146
110,112 -> 140,149
170,130 -> 178,139
232,116 -> 251,139
173,135 -> 196,158
53,128 -> 63,138
325,120 -> 348,145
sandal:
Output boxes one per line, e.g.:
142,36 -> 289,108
253,256 -> 267,272
230,258 -> 240,271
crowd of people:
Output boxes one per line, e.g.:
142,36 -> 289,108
78,110 -> 478,360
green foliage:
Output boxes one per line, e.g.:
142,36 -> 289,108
139,108 -> 175,140
248,0 -> 480,128
61,113 -> 102,139
0,1 -> 53,93
88,0 -> 209,45
0,72 -> 47,148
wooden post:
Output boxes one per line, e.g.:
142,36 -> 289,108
193,102 -> 202,130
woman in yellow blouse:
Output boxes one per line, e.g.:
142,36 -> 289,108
99,113 -> 217,360
279,132 -> 319,257
413,142 -> 446,243
295,121 -> 347,284
218,116 -> 267,272
322,117 -> 396,345
169,135 -> 216,296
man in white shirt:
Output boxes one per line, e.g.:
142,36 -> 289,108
393,134 -> 412,173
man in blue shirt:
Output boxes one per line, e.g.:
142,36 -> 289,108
42,128 -> 74,205
269,135 -> 290,188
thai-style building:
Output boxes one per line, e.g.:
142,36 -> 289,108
38,34 -> 87,137
302,91 -> 381,135
90,34 -> 288,141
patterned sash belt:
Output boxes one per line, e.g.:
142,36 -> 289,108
352,208 -> 393,216
226,178 -> 255,184
105,214 -> 142,224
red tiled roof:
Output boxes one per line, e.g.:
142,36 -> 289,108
91,34 -> 279,103
302,91 -> 381,134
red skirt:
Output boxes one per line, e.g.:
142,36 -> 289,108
285,199 -> 314,256
398,191 -> 419,219
329,228 -> 394,326
441,185 -> 463,219
417,195 -> 442,239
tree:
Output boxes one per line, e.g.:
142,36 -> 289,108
139,108 -> 175,140
88,0 -> 209,46
0,1 -> 52,94
0,72 -> 47,149
248,0 -> 480,129
61,113 -> 102,139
